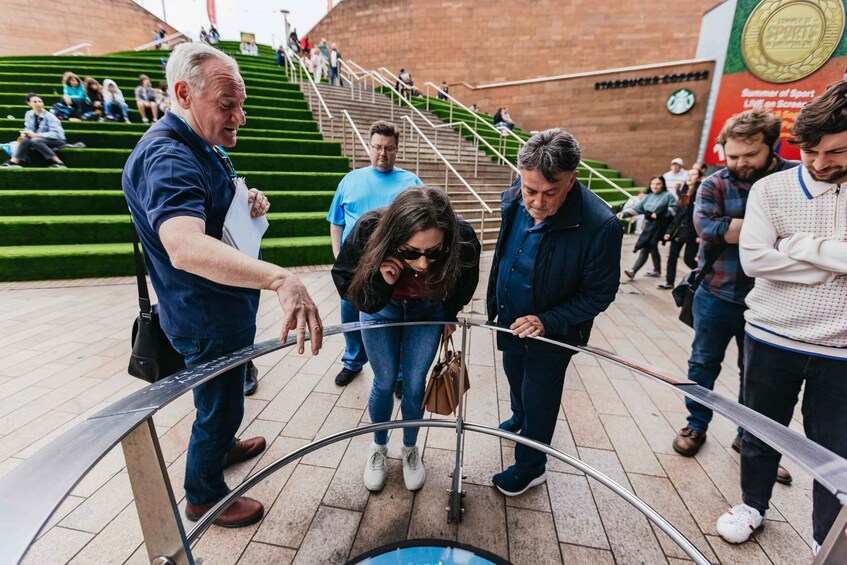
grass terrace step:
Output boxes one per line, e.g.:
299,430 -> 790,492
0,130 -> 335,153
0,212 -> 329,246
0,190 -> 335,216
0,72 -> 296,92
0,236 -> 332,282
0,82 -> 299,101
54,149 -> 348,172
0,169 -> 346,191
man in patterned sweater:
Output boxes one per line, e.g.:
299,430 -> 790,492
716,81 -> 847,554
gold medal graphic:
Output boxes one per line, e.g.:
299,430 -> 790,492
741,0 -> 845,83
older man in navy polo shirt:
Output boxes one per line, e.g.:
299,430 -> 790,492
487,129 -> 622,496
122,43 -> 323,528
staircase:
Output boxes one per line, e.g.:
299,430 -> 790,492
313,82 -> 511,247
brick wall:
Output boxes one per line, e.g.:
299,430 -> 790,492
309,0 -> 717,87
452,61 -> 714,186
0,0 -> 178,56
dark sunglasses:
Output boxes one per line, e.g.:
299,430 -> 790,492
396,247 -> 448,261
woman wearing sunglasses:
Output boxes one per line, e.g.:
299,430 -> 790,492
332,186 -> 481,492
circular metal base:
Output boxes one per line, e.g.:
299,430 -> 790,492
346,539 -> 511,565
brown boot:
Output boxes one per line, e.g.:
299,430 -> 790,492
225,436 -> 266,468
185,496 -> 264,528
673,427 -> 706,456
776,465 -> 793,485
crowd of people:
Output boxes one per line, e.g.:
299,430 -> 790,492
13,33 -> 842,557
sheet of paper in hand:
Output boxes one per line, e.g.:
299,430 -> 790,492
221,178 -> 269,259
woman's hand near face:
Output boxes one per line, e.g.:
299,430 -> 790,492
379,256 -> 404,285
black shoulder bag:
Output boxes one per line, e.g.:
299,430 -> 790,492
128,222 -> 186,383
126,129 -> 190,383
671,245 -> 726,329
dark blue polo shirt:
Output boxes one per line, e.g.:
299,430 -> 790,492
122,111 -> 259,338
496,201 -> 548,350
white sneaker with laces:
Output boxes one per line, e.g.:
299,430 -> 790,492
363,444 -> 388,492
716,504 -> 764,543
813,541 -> 820,556
401,445 -> 425,491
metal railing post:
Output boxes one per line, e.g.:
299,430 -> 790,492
815,504 -> 847,564
587,169 -> 593,190
122,419 -> 194,565
447,320 -> 471,522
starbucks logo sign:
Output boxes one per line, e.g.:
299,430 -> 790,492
667,88 -> 695,115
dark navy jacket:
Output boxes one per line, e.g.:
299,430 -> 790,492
487,177 -> 623,353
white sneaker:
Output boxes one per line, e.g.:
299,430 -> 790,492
363,444 -> 388,491
716,504 -> 764,543
401,445 -> 426,491
813,541 -> 820,556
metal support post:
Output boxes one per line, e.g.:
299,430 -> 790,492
587,169 -> 593,189
815,503 -> 847,564
416,132 -> 421,175
447,320 -> 470,522
122,419 -> 194,565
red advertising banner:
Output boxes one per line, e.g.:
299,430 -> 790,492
207,0 -> 217,26
705,0 -> 847,165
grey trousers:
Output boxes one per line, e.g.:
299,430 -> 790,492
14,137 -> 64,161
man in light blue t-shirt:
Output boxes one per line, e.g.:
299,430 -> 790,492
328,120 -> 422,389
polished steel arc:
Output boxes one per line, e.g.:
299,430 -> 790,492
1,318 -> 847,564
186,418 -> 710,565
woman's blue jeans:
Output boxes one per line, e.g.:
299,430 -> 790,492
360,299 -> 444,447
167,325 -> 256,506
105,101 -> 129,119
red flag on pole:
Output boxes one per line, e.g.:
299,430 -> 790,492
207,0 -> 217,25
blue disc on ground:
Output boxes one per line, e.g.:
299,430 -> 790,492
347,539 -> 511,565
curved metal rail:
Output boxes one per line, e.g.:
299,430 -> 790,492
288,51 -> 335,137
1,318 -> 846,564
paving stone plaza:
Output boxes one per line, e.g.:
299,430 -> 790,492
0,240 -> 815,564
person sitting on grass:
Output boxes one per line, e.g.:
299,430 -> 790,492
84,77 -> 105,117
62,72 -> 90,118
103,79 -> 131,123
0,93 -> 66,168
134,74 -> 159,123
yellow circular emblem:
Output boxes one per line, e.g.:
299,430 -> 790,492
741,0 -> 845,83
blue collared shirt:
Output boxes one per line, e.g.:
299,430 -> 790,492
496,202 -> 548,348
121,111 -> 259,338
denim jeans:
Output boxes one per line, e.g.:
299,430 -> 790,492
741,336 -> 847,544
330,66 -> 343,86
685,287 -> 745,436
340,298 -> 368,372
167,324 -> 256,506
360,299 -> 444,447
105,101 -> 129,119
503,349 -> 573,474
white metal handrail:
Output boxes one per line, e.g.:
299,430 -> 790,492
52,42 -> 93,56
362,68 -> 520,180
133,32 -> 191,52
289,51 -> 335,138
423,81 -> 512,141
338,59 -> 377,104
419,81 -> 631,202
339,109 -> 369,167
401,115 -> 492,244
401,115 -> 493,215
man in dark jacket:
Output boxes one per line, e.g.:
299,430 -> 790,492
487,128 -> 622,496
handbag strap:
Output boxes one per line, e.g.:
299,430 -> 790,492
129,219 -> 152,318
693,244 -> 727,286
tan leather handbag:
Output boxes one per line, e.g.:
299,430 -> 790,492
422,336 -> 470,416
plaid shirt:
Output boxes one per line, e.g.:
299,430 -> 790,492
693,155 -> 797,304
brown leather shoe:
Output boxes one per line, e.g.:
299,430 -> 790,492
185,496 -> 264,528
673,427 -> 706,456
776,465 -> 793,485
225,437 -> 266,468
731,436 -> 742,453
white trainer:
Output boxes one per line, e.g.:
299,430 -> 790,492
716,504 -> 764,543
813,541 -> 820,556
363,444 -> 388,491
401,445 -> 426,491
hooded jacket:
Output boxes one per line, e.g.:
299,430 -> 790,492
102,79 -> 126,105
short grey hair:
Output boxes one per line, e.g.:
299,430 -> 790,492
165,42 -> 241,93
517,128 -> 582,182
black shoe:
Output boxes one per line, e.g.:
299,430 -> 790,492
244,361 -> 258,396
0,161 -> 21,168
394,379 -> 403,400
624,269 -> 635,279
657,283 -> 674,289
335,367 -> 361,386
